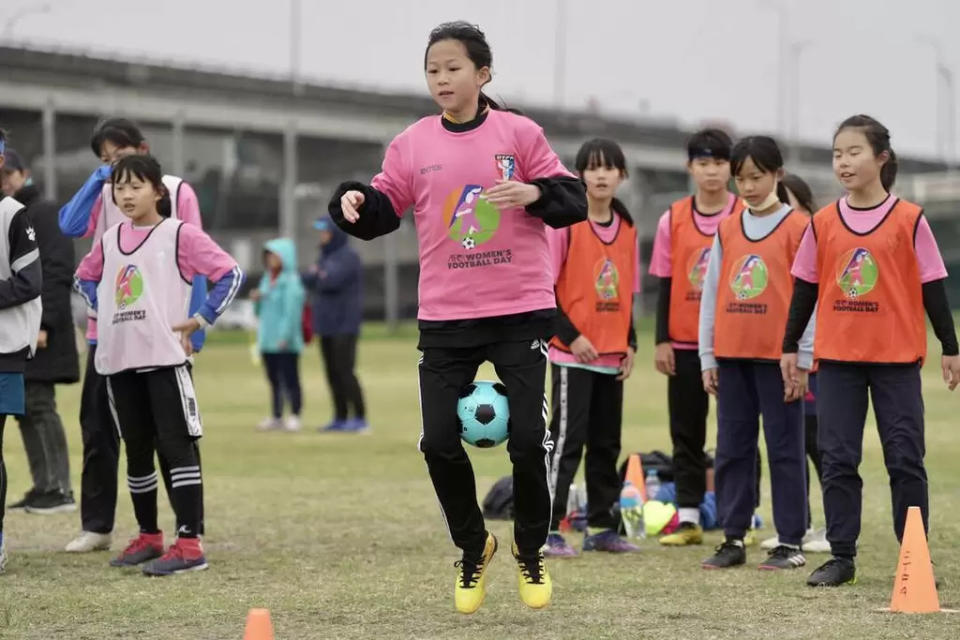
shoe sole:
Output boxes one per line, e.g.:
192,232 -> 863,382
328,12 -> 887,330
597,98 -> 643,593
808,576 -> 856,587
25,504 -> 78,515
110,554 -> 163,567
65,541 -> 112,553
143,561 -> 209,577
803,544 -> 832,554
701,563 -> 745,570
759,563 -> 805,571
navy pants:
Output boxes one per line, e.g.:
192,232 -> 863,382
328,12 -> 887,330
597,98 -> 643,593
716,360 -> 807,545
262,352 -> 302,418
817,362 -> 927,557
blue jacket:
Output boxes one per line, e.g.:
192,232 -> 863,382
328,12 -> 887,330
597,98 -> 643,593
304,219 -> 363,336
256,238 -> 306,354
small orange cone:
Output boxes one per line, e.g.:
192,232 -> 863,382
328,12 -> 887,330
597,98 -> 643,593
625,453 -> 647,501
889,506 -> 939,614
243,608 -> 275,640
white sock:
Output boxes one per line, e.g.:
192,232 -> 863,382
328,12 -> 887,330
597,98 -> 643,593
678,508 -> 700,525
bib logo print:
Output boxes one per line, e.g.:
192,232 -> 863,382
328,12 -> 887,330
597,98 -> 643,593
836,248 -> 878,298
115,265 -> 144,309
594,258 -> 620,301
687,247 -> 712,293
730,254 -> 768,300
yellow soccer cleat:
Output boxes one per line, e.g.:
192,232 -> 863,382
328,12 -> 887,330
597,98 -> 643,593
659,522 -> 704,546
454,532 -> 498,614
512,543 -> 552,609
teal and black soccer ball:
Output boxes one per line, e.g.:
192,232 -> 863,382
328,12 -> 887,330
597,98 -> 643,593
457,381 -> 510,448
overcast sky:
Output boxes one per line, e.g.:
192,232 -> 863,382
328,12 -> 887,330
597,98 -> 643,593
5,0 -> 959,158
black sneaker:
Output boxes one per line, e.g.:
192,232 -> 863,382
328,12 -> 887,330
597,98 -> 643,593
759,545 -> 806,570
702,539 -> 746,569
24,491 -> 77,515
8,489 -> 40,510
807,557 -> 856,586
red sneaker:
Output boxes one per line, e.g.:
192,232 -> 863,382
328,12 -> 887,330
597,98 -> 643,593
142,538 -> 208,576
109,532 -> 164,567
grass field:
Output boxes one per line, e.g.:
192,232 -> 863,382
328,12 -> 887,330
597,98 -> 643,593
1,324 -> 958,639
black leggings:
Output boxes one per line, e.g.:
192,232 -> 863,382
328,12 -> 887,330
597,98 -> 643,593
320,335 -> 365,420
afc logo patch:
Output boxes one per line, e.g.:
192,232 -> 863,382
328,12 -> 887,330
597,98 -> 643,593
495,154 -> 516,180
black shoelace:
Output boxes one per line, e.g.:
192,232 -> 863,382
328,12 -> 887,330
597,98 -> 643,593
819,557 -> 849,571
714,540 -> 742,554
517,554 -> 545,585
455,556 -> 485,589
769,545 -> 799,559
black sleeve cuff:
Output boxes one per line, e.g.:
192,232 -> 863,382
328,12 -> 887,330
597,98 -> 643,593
782,278 -> 818,353
525,176 -> 587,229
328,181 -> 401,241
655,277 -> 671,344
923,279 -> 959,356
553,302 -> 581,346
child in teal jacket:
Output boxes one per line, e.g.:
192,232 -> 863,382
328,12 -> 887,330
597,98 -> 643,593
252,238 -> 305,432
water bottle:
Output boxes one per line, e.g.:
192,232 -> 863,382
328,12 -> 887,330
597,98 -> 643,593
620,481 -> 645,539
645,469 -> 661,502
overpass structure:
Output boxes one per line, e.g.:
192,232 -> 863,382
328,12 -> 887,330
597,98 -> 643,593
0,45 -> 946,319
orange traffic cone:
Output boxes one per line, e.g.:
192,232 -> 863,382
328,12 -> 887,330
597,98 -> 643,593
889,506 -> 939,614
625,453 -> 647,501
243,608 -> 275,640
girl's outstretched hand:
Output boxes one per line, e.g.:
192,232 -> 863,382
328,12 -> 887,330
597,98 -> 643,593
340,190 -> 365,223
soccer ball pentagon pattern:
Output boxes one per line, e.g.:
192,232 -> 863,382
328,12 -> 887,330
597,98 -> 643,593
461,236 -> 477,250
456,381 -> 510,448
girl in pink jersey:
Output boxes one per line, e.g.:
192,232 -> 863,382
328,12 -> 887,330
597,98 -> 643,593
329,22 -> 586,614
75,155 -> 243,577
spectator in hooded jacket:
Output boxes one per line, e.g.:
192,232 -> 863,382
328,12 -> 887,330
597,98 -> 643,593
251,238 -> 305,433
304,217 -> 367,433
